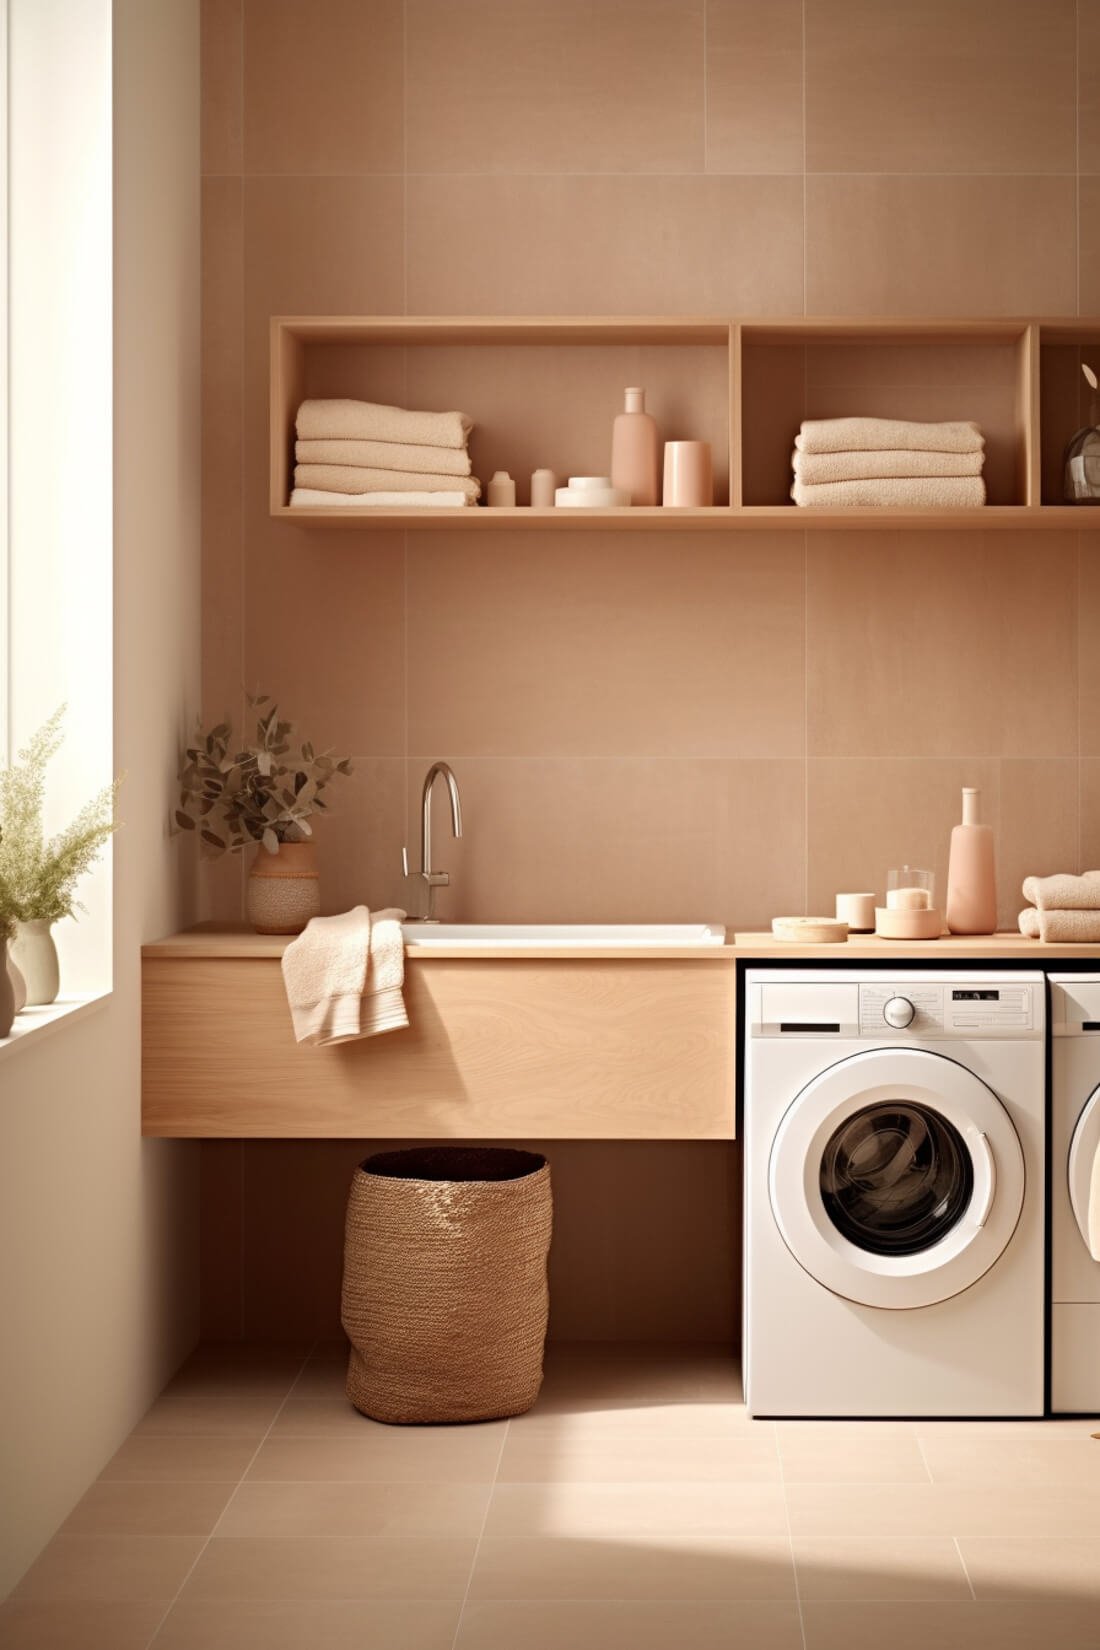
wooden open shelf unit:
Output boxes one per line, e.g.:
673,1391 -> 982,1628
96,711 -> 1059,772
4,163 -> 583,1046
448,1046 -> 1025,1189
271,315 -> 1100,530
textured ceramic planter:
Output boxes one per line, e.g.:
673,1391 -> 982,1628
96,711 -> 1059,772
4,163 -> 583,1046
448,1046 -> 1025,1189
10,919 -> 60,1006
7,950 -> 26,1014
0,941 -> 15,1037
246,840 -> 321,935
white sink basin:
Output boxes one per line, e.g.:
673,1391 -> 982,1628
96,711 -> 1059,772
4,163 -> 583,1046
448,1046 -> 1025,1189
402,923 -> 726,948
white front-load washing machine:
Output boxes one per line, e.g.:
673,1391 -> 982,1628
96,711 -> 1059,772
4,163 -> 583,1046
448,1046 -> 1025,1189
1050,974 -> 1100,1414
744,970 -> 1045,1418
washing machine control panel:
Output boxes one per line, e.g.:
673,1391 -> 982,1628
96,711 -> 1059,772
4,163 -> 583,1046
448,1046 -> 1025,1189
859,982 -> 1038,1037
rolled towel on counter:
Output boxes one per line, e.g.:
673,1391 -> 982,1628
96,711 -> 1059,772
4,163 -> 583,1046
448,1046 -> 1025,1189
1022,871 -> 1100,911
791,475 -> 986,508
792,447 -> 985,485
296,438 -> 473,477
290,487 -> 477,508
297,397 -> 472,450
1019,906 -> 1100,943
294,464 -> 481,500
795,417 -> 984,456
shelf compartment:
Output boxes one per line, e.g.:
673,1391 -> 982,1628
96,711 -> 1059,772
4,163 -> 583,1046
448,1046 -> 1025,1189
739,320 -> 1036,509
271,316 -> 735,514
1038,321 -> 1100,506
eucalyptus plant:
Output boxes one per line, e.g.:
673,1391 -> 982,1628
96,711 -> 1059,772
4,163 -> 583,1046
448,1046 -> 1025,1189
176,694 -> 352,855
0,708 -> 122,924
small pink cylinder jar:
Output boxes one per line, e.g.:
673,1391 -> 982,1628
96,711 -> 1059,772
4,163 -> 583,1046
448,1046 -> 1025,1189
662,441 -> 713,507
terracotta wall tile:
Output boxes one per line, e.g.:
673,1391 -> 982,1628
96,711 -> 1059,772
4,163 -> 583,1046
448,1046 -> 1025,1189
807,758 -> 1000,918
402,757 -> 804,931
406,175 -> 805,315
201,0 -> 242,174
1082,761 -> 1100,870
406,532 -> 804,760
1079,176 -> 1100,313
998,759 -> 1080,926
805,0 -> 1076,175
807,532 -> 1077,761
201,178 -> 244,724
242,0 -> 404,175
806,176 -> 1077,317
406,0 -> 704,174
199,1143 -> 243,1341
1079,3 -> 1100,175
705,0 -> 803,174
1079,534 -> 1100,760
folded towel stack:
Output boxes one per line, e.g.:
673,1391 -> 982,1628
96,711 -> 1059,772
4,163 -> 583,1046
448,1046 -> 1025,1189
1018,872 -> 1100,943
791,417 -> 986,508
290,398 -> 480,508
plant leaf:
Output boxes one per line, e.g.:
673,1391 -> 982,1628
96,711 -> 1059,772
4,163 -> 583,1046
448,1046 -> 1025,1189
174,810 -> 195,831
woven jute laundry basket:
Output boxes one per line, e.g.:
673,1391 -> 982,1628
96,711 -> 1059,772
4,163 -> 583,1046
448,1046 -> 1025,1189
341,1146 -> 552,1425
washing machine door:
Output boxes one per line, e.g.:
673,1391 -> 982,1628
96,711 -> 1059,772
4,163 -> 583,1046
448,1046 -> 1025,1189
1069,1086 -> 1100,1263
768,1047 -> 1025,1310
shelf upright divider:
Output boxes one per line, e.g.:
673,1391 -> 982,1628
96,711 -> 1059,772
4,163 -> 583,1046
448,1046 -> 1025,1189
728,321 -> 742,510
1016,321 -> 1042,508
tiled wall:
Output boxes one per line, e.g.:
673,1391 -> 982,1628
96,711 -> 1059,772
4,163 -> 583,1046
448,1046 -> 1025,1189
199,0 -> 1100,1341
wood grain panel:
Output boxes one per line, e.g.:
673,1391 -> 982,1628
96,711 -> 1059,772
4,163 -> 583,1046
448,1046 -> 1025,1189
142,955 -> 736,1139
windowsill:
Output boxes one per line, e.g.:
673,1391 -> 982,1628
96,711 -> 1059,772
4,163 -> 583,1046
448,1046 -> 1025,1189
0,991 -> 112,1062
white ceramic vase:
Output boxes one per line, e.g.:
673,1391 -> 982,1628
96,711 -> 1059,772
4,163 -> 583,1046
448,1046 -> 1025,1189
11,918 -> 61,1006
7,950 -> 27,1013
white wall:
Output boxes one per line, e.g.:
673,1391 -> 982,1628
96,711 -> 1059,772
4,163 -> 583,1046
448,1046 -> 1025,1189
0,0 -> 201,1597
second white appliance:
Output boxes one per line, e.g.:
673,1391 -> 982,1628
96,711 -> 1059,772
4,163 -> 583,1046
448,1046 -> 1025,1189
744,970 -> 1045,1417
1050,974 -> 1100,1413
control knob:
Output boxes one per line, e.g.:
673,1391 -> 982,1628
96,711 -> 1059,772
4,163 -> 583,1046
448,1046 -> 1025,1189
883,996 -> 916,1029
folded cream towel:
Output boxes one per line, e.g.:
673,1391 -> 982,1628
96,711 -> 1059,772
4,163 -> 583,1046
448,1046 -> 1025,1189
282,906 -> 408,1046
297,398 -> 472,450
290,487 -> 477,508
795,417 -> 984,456
792,447 -> 985,484
296,438 -> 472,477
791,475 -> 986,508
294,464 -> 481,500
1022,871 -> 1100,911
1018,907 -> 1100,943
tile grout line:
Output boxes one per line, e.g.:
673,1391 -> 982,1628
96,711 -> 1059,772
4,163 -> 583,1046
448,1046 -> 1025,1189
801,0 -> 807,317
702,0 -> 708,175
777,1425 -> 809,1650
449,1419 -> 511,1650
953,1535 -> 977,1601
914,1431 -> 935,1487
142,1342 -> 317,1648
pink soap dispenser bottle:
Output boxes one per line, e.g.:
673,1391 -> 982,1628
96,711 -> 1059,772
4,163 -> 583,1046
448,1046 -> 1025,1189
946,786 -> 997,935
611,387 -> 659,506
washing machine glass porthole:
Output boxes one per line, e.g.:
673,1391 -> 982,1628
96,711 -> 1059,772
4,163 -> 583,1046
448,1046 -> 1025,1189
819,1102 -> 975,1258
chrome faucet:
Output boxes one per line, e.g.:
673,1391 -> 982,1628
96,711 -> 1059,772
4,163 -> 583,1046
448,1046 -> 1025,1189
403,761 -> 463,922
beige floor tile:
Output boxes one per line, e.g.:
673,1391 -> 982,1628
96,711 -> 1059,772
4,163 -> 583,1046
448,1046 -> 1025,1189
163,1347 -> 306,1400
536,1343 -> 743,1409
497,1424 -> 781,1484
786,1481 -> 1100,1540
469,1532 -> 797,1601
959,1537 -> 1100,1601
61,1480 -> 237,1537
794,1539 -> 970,1601
920,1436 -> 1100,1486
12,1534 -> 205,1603
778,1425 -> 930,1484
245,1424 -> 507,1484
155,1599 -> 460,1650
513,1401 -> 765,1439
483,1481 -> 789,1540
217,1480 -> 491,1538
99,1435 -> 259,1482
289,1360 -> 349,1400
0,1600 -> 164,1650
456,1599 -> 804,1650
179,1535 -> 476,1602
802,1601 -> 1100,1650
132,1395 -> 283,1438
268,1398 -> 377,1436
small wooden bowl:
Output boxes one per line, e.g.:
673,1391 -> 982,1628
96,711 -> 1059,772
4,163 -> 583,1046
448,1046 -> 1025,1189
771,916 -> 849,944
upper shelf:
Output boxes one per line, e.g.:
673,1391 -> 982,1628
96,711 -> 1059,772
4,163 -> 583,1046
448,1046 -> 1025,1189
271,315 -> 1100,530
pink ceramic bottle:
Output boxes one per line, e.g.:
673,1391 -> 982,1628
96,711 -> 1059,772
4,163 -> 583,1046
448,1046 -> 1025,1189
946,787 -> 997,935
611,387 -> 659,506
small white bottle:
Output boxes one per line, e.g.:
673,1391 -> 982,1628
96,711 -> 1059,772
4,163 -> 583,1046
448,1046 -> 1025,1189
946,787 -> 997,935
610,387 -> 659,506
530,468 -> 557,508
487,470 -> 516,508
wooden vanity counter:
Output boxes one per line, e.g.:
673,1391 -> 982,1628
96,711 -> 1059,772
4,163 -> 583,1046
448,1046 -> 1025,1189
142,927 -> 1100,1139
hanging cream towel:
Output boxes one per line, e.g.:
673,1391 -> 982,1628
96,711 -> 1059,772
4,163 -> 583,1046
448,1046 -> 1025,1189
282,906 -> 408,1046
1021,871 -> 1100,911
791,475 -> 986,508
1018,907 -> 1100,943
795,417 -> 984,455
294,464 -> 481,500
295,438 -> 472,477
297,398 -> 472,450
290,488 -> 477,508
791,448 -> 985,484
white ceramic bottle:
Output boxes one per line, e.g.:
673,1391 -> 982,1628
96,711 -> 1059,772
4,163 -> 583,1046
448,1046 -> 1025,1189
946,787 -> 997,935
610,387 -> 659,506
